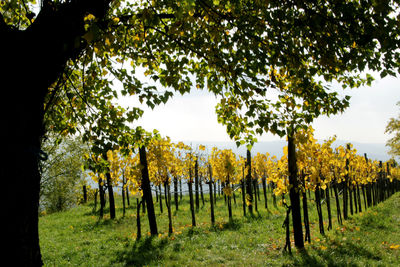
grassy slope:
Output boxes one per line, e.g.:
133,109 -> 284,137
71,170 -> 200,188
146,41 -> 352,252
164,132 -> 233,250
40,190 -> 400,266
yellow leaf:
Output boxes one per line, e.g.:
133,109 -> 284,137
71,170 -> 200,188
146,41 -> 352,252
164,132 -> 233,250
105,38 -> 111,46
84,13 -> 96,21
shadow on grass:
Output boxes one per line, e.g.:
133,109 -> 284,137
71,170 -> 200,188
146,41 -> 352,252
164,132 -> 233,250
288,249 -> 325,267
209,219 -> 243,233
245,212 -> 264,221
289,238 -> 381,267
113,236 -> 169,266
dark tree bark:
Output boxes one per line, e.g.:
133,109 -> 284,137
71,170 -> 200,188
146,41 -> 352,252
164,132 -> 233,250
349,184 -> 354,215
83,185 -> 87,203
200,176 -> 205,206
301,173 -> 310,243
158,184 -> 163,213
93,189 -> 98,213
379,161 -> 384,203
164,181 -> 173,234
364,154 -> 372,207
195,159 -> 200,211
315,186 -> 325,235
287,134 -> 304,249
241,166 -> 246,216
213,178 -> 217,205
136,199 -> 142,240
223,182 -> 227,203
353,184 -> 358,213
302,190 -> 311,243
252,175 -> 258,212
126,183 -> 130,206
139,146 -> 158,235
208,165 -> 215,225
1,1 -> 111,264
325,186 -> 332,231
343,144 -> 351,220
245,149 -> 253,215
362,185 -> 367,210
98,177 -> 106,219
232,185 -> 236,205
142,195 -> 146,214
188,177 -> 196,227
105,171 -> 116,219
333,180 -> 342,225
179,179 -> 183,201
272,182 -> 277,207
357,184 -> 362,213
343,179 -> 348,220
174,176 -> 179,211
155,185 -> 159,202
227,175 -> 233,220
262,176 -> 268,210
122,175 -> 126,217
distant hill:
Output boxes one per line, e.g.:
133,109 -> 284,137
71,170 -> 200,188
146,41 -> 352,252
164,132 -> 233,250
182,140 -> 392,161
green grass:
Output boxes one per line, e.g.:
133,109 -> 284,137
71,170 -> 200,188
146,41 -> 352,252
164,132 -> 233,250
40,190 -> 400,266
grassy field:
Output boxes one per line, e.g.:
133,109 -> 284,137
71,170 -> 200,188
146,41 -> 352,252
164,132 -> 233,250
39,189 -> 400,266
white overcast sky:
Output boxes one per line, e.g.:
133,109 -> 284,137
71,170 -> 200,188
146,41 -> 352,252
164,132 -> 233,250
118,74 -> 399,145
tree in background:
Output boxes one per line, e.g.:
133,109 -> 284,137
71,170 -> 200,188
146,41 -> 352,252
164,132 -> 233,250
40,136 -> 88,214
385,101 -> 400,159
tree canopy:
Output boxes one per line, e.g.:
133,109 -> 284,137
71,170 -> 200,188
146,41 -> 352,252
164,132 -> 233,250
2,0 -> 400,264
3,0 -> 400,150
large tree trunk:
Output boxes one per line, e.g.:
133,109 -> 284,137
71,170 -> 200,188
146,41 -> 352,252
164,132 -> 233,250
6,138 -> 43,266
1,2 -> 110,265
